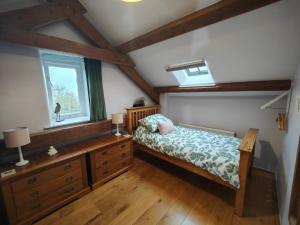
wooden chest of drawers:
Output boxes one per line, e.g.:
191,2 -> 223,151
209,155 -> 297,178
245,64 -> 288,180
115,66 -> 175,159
1,155 -> 89,225
89,138 -> 133,189
0,134 -> 133,224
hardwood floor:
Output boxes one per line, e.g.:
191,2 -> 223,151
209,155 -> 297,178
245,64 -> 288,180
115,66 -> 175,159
35,152 -> 280,225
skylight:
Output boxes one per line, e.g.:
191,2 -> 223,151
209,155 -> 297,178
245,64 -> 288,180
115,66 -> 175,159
167,60 -> 215,87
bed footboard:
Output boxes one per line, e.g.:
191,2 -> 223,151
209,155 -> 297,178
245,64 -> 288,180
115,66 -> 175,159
235,128 -> 259,216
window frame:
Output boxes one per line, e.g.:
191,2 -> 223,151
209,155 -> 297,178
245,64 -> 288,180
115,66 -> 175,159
185,67 -> 209,77
40,51 -> 90,127
169,60 -> 215,87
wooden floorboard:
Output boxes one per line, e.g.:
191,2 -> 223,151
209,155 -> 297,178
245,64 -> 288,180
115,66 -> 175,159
35,153 -> 279,225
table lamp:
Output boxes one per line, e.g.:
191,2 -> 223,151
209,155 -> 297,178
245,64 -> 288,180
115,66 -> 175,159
3,127 -> 31,166
112,113 -> 123,136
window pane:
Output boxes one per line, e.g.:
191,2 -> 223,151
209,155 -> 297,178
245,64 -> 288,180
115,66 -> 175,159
171,60 -> 215,86
188,68 -> 199,73
48,66 -> 81,115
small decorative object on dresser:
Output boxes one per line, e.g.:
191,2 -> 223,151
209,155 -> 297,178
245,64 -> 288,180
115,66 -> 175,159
3,127 -> 31,167
112,113 -> 123,136
48,146 -> 58,156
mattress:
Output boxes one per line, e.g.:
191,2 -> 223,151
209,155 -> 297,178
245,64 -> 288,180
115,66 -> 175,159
133,125 -> 242,188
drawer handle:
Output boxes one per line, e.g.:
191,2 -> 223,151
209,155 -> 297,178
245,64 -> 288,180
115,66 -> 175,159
27,177 -> 37,184
64,187 -> 74,193
65,176 -> 73,183
102,161 -> 108,166
103,170 -> 109,175
64,164 -> 72,171
121,153 -> 127,158
101,150 -> 107,156
120,144 -> 126,148
31,203 -> 41,210
29,191 -> 39,198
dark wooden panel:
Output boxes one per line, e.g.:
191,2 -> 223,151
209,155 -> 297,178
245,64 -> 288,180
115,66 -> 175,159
0,26 -> 134,67
117,0 -> 280,53
24,120 -> 113,151
0,120 -> 113,157
155,80 -> 291,93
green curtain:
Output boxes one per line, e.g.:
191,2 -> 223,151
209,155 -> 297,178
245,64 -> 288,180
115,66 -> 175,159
84,58 -> 107,122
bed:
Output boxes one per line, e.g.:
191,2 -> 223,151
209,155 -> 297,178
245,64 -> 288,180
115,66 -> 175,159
127,105 -> 259,216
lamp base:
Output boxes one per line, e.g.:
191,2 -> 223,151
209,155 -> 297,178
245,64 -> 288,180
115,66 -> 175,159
16,160 -> 29,167
115,132 -> 121,136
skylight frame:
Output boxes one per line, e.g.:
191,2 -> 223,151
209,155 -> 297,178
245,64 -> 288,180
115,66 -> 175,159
167,60 -> 215,87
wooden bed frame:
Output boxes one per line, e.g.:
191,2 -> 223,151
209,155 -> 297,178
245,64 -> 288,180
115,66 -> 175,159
127,105 -> 259,216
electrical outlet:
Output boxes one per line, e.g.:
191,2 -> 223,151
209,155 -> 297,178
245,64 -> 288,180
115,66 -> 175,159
297,96 -> 300,113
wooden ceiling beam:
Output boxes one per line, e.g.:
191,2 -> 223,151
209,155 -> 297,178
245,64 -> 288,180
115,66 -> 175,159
0,0 -> 159,103
0,26 -> 134,67
0,0 -> 86,30
155,80 -> 291,93
65,10 -> 159,103
117,0 -> 280,53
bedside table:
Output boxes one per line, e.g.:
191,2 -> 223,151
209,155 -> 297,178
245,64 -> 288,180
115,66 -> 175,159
87,135 -> 133,190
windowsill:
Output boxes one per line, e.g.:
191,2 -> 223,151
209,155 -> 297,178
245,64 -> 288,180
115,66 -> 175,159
45,116 -> 90,130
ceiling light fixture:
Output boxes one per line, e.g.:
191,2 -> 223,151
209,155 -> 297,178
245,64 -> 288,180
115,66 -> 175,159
121,0 -> 143,3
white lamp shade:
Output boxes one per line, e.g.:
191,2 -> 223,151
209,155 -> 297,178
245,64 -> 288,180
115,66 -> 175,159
3,127 -> 31,148
112,113 -> 123,125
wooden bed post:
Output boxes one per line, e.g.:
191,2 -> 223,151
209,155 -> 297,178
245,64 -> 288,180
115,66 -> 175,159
127,109 -> 133,135
235,128 -> 259,216
126,105 -> 160,135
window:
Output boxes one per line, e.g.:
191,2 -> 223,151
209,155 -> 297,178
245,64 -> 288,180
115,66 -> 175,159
168,60 -> 215,87
40,51 -> 90,127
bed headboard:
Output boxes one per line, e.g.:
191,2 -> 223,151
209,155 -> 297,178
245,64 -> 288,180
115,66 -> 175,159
126,105 -> 160,134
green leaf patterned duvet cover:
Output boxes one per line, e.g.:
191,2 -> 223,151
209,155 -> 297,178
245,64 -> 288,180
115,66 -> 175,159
133,125 -> 242,188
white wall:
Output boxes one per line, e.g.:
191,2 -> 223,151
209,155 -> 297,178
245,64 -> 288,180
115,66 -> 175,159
129,0 -> 300,87
278,62 -> 300,225
162,94 -> 285,172
0,43 -> 50,134
0,22 -> 151,137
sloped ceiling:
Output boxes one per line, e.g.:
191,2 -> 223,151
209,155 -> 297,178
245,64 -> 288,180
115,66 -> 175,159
81,0 -> 218,46
1,0 -> 300,88
81,0 -> 300,87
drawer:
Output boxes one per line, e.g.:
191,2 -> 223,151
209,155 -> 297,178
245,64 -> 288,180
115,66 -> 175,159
95,141 -> 131,159
13,168 -> 83,206
16,180 -> 84,219
95,149 -> 131,169
96,159 -> 131,181
12,159 -> 81,193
